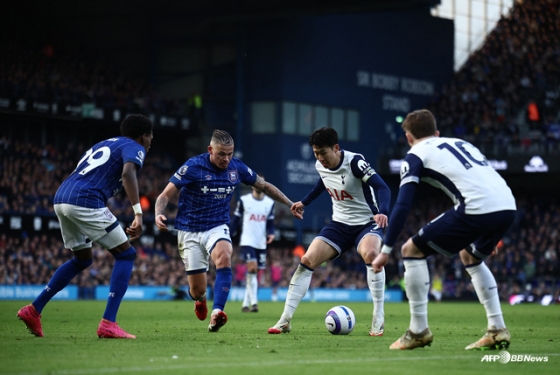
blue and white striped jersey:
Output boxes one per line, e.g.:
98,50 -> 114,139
54,137 -> 146,208
170,154 -> 258,232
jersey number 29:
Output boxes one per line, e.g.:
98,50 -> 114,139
77,147 -> 111,175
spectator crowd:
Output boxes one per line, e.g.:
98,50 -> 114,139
0,35 -> 184,118
425,0 -> 560,156
0,135 -> 558,304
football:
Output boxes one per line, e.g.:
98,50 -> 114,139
324,305 -> 356,335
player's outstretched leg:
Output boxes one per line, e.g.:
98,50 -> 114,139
268,264 -> 312,334
17,304 -> 43,337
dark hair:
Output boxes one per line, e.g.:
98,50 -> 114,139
309,127 -> 338,148
402,109 -> 437,139
120,114 -> 154,139
211,129 -> 234,146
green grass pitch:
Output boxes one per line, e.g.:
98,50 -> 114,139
1,300 -> 558,374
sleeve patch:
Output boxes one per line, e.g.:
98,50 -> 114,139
357,159 -> 375,180
400,161 -> 410,180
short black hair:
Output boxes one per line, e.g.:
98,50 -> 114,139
120,114 -> 154,139
309,127 -> 338,148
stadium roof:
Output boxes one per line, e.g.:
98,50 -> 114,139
5,0 -> 440,41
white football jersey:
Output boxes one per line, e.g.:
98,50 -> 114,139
401,136 -> 516,214
234,193 -> 275,249
315,150 -> 380,225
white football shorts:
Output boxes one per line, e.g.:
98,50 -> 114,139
177,224 -> 232,273
54,203 -> 128,251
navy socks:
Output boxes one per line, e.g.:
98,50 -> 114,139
213,267 -> 232,311
103,247 -> 136,322
33,257 -> 92,313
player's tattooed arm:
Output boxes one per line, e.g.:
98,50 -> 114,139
253,175 -> 293,207
154,195 -> 169,218
154,182 -> 179,230
255,176 -> 304,220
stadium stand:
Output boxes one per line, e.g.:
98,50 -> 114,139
1,0 -> 558,305
0,35 -> 183,118
427,0 -> 560,156
1,134 -> 558,303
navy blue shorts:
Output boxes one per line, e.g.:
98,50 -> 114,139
412,209 -> 516,260
240,246 -> 267,270
316,221 -> 383,258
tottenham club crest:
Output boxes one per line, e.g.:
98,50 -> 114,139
228,170 -> 238,183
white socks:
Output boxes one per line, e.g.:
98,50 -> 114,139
403,259 -> 430,333
367,265 -> 385,317
281,264 -> 313,321
403,258 -> 505,333
243,272 -> 258,307
466,262 -> 506,329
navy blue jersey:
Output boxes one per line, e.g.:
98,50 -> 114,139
54,137 -> 146,208
170,154 -> 258,232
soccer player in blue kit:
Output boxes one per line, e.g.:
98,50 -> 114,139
230,173 -> 276,313
17,114 -> 154,339
268,127 -> 391,336
373,109 -> 515,350
154,130 -> 301,332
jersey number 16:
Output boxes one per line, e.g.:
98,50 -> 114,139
437,141 -> 488,170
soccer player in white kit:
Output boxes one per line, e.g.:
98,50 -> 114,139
268,127 -> 391,336
230,174 -> 275,312
373,109 -> 516,350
